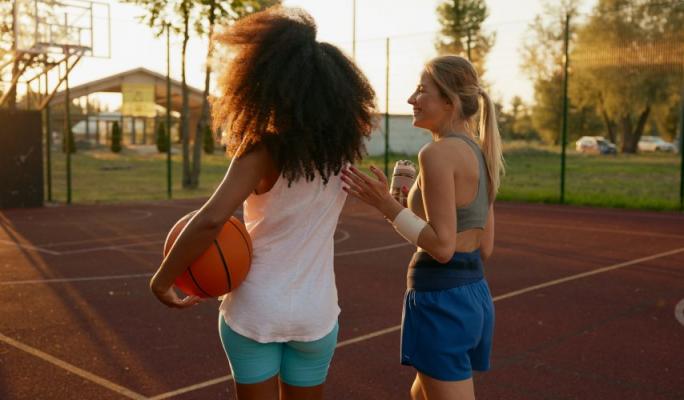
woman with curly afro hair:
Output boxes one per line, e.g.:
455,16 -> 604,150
148,6 -> 376,400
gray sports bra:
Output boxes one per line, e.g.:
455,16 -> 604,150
447,133 -> 490,232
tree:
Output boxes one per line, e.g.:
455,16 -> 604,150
203,125 -> 215,154
510,96 -> 538,140
125,0 -> 279,188
571,0 -> 683,153
156,121 -> 169,153
124,0 -> 197,187
495,101 -> 514,140
435,0 -> 495,76
191,0 -> 280,187
496,97 -> 539,141
520,0 -> 603,145
111,121 -> 122,153
652,98 -> 681,142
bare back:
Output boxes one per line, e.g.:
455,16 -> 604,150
407,137 -> 485,253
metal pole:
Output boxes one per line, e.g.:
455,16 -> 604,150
559,13 -> 570,204
678,80 -> 684,211
384,37 -> 390,178
86,95 -> 90,142
466,28 -> 472,61
352,0 -> 356,59
166,23 -> 172,199
64,54 -> 72,204
45,72 -> 52,202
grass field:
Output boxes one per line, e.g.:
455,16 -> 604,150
46,143 -> 683,211
48,146 -> 230,203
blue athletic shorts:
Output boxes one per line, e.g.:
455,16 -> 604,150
218,316 -> 339,386
400,278 -> 495,381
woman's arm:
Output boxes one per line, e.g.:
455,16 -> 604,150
150,143 -> 270,308
341,143 -> 457,263
479,204 -> 495,261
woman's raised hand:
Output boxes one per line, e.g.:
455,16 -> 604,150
341,164 -> 411,220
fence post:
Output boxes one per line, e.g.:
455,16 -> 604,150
166,23 -> 173,199
678,81 -> 683,211
559,13 -> 570,204
65,56 -> 72,205
44,73 -> 52,202
384,37 -> 390,177
352,0 -> 356,60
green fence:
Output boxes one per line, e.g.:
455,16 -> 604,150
29,3 -> 684,210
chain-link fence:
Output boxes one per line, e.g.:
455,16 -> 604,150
3,2 -> 683,210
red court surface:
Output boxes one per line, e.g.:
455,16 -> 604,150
1,199 -> 683,399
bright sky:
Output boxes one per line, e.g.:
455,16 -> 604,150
66,0 -> 596,114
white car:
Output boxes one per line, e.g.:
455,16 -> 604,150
638,136 -> 677,153
575,136 -> 617,155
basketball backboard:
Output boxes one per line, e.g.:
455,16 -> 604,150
13,0 -> 110,58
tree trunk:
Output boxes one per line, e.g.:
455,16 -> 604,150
632,106 -> 650,151
190,3 -> 217,188
620,114 -> 634,153
181,7 -> 192,188
621,106 -> 651,153
597,94 -> 616,144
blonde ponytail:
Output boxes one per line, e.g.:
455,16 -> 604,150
425,55 -> 505,202
478,90 -> 504,202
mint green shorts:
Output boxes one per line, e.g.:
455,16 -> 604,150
218,315 -> 339,386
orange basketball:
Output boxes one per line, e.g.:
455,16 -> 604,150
163,211 -> 252,298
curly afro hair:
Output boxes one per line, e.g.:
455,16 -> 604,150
211,7 -> 377,185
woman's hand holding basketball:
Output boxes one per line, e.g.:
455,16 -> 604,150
342,165 -> 404,220
150,278 -> 203,309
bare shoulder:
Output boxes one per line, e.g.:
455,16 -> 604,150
418,138 -> 472,171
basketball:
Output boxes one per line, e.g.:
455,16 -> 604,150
163,211 -> 252,298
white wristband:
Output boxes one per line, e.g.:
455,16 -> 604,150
392,208 -> 427,245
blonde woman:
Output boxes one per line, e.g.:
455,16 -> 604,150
342,55 -> 504,400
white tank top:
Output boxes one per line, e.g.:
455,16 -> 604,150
219,172 -> 346,343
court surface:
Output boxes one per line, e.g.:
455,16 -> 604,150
1,198 -> 683,399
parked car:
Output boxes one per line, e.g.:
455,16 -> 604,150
638,136 -> 677,153
575,136 -> 617,155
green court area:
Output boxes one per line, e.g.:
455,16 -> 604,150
47,144 -> 682,210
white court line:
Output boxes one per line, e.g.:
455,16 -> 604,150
6,212 -> 678,259
336,242 -> 411,256
4,209 -> 155,225
39,233 -> 162,248
149,325 -> 409,400
0,241 -> 403,286
498,220 -> 684,240
335,229 -> 351,244
495,202 -> 684,220
150,323 -> 412,398
57,240 -> 164,255
154,245 -> 684,398
0,239 -> 61,255
0,239 -> 163,256
492,246 -> 684,301
148,376 -> 233,400
0,273 -> 152,286
0,332 -> 147,400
